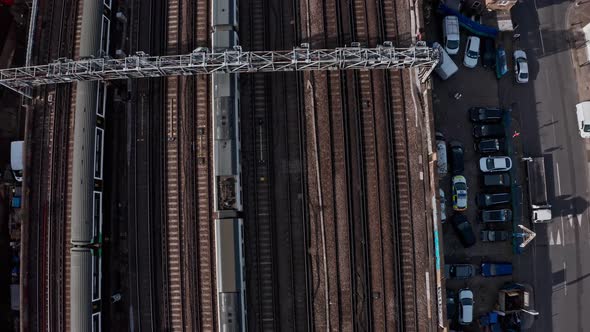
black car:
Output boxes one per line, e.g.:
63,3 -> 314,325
469,107 -> 504,123
481,209 -> 513,223
483,173 -> 511,188
450,141 -> 464,175
445,264 -> 476,280
477,192 -> 511,207
473,124 -> 505,138
451,214 -> 476,248
476,138 -> 505,153
482,38 -> 496,69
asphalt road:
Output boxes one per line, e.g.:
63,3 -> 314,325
505,1 -> 590,331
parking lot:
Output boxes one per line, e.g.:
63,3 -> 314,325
428,14 -> 530,331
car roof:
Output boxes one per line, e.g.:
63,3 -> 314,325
514,49 -> 527,58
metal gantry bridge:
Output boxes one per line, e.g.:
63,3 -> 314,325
0,42 -> 439,98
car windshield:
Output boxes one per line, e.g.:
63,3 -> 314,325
520,72 -> 529,79
461,298 -> 473,305
447,40 -> 459,49
455,182 -> 466,191
467,50 -> 478,58
584,124 -> 590,133
457,221 -> 470,231
486,158 -> 496,169
489,211 -> 502,219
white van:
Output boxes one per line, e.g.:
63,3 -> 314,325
576,101 -> 590,138
433,42 -> 458,80
443,16 -> 460,55
436,132 -> 448,175
10,141 -> 24,182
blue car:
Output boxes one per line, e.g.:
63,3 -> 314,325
481,262 -> 513,277
495,45 -> 508,79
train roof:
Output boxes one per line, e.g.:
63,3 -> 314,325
70,248 -> 93,332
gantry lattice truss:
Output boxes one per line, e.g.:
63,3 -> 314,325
0,42 -> 439,98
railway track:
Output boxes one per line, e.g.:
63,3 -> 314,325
28,0 -> 80,331
380,0 -> 420,330
162,0 -> 190,330
191,0 -> 216,329
240,0 -> 279,329
266,0 -> 312,328
63,4 -> 85,331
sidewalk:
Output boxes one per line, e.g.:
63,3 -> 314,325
567,1 -> 590,102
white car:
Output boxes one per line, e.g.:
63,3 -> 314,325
479,156 -> 512,172
514,50 -> 529,83
458,288 -> 474,325
463,36 -> 480,68
576,101 -> 590,138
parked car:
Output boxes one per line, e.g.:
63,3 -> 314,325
514,50 -> 529,83
481,209 -> 513,223
496,45 -> 508,78
479,156 -> 512,172
473,124 -> 504,138
481,262 -> 513,277
447,289 -> 457,320
483,173 -> 511,188
445,264 -> 475,279
440,189 -> 447,223
436,132 -> 448,175
477,193 -> 511,207
475,138 -> 505,154
443,16 -> 460,55
451,214 -> 476,247
450,141 -> 464,175
463,36 -> 480,68
452,175 -> 468,211
458,288 -> 474,325
482,38 -> 495,69
481,229 -> 509,242
469,107 -> 503,123
433,42 -> 459,80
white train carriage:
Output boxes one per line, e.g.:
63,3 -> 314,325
71,247 -> 102,332
215,218 -> 247,332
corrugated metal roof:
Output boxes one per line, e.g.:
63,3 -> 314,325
70,248 -> 92,332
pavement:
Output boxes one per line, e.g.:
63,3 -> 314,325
568,1 -> 590,101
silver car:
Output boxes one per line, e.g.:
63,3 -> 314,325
479,156 -> 512,172
514,50 -> 529,83
458,288 -> 474,325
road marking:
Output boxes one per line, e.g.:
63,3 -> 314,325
568,213 -> 574,227
556,162 -> 562,195
560,214 -> 565,247
555,228 -> 562,246
538,29 -> 546,55
564,261 -> 568,296
549,230 -> 555,245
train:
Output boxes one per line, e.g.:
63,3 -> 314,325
212,0 -> 247,330
70,0 -> 111,330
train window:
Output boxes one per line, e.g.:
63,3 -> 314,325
94,128 -> 104,180
100,16 -> 111,54
96,83 -> 107,118
93,191 -> 102,240
92,253 -> 102,301
92,312 -> 101,332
